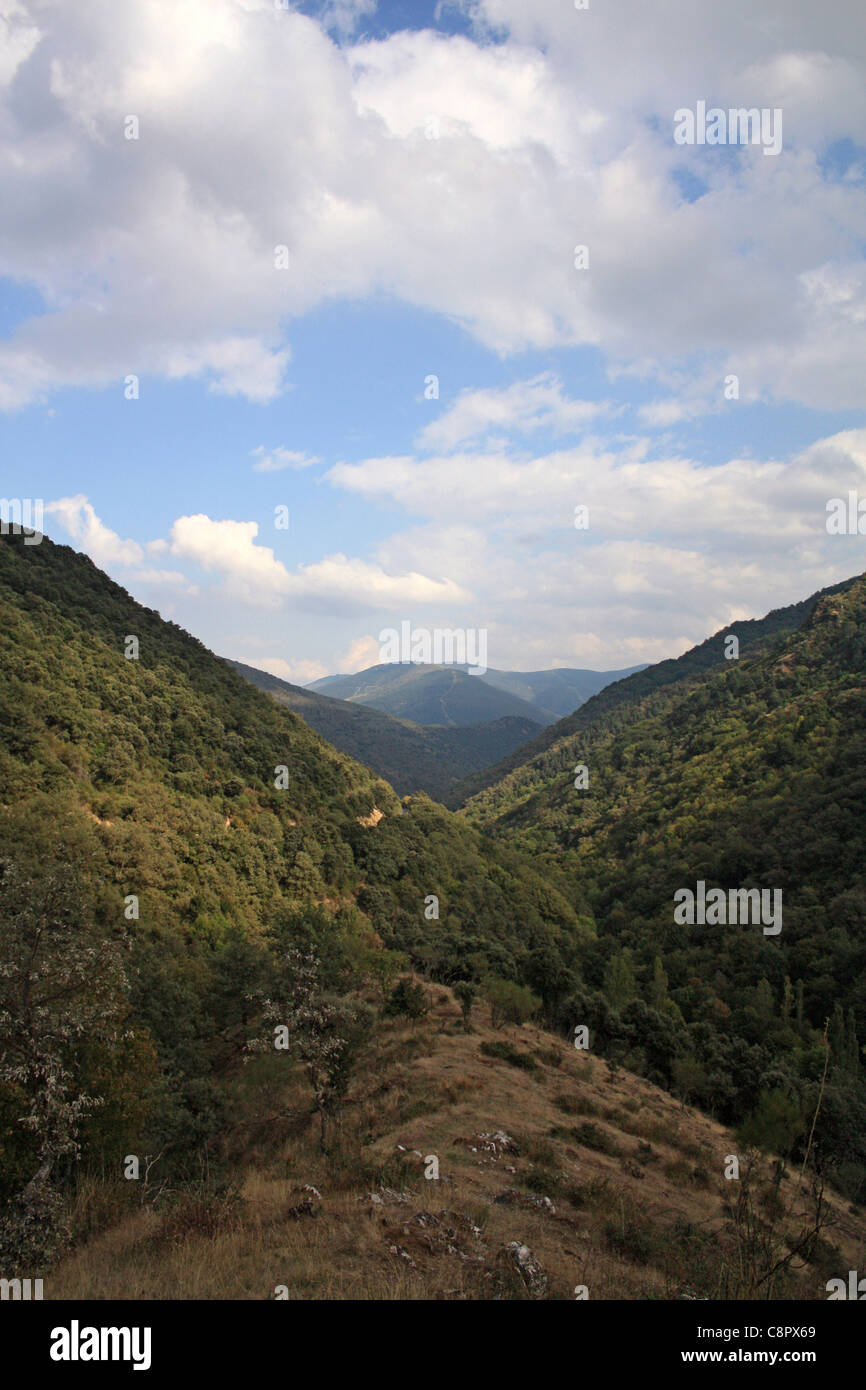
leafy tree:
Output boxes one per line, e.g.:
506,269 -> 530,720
453,980 -> 477,1031
384,977 -> 428,1020
249,950 -> 371,1150
0,859 -> 126,1264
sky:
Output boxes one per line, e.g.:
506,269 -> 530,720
1,0 -> 865,683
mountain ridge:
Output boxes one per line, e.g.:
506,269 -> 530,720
226,658 -> 541,801
308,661 -> 647,727
448,574 -> 863,810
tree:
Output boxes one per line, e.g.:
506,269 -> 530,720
453,981 -> 477,1031
0,858 -> 126,1266
650,956 -> 669,1012
384,977 -> 428,1020
737,1088 -> 804,1158
249,950 -> 371,1151
604,950 -> 637,1010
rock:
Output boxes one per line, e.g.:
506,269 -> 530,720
388,1244 -> 417,1268
365,1186 -> 412,1206
464,1130 -> 520,1159
503,1242 -> 548,1298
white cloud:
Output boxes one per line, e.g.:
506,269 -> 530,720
254,655 -> 329,684
251,445 -> 320,472
417,374 -> 609,451
329,428 -> 866,546
336,632 -> 381,673
0,1 -> 40,88
0,1 -> 863,409
319,425 -> 866,666
45,494 -> 143,568
168,515 -> 292,604
164,512 -> 468,611
281,553 -> 470,610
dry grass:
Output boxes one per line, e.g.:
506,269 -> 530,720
46,986 -> 866,1301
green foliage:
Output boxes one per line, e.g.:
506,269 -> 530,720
484,976 -> 542,1027
465,572 -> 866,1197
453,980 -> 477,1029
480,1040 -> 537,1071
0,531 -> 585,1252
230,660 -> 541,802
737,1088 -> 805,1157
384,978 -> 429,1019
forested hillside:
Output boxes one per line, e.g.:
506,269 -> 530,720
464,574 -> 866,1199
0,531 -> 585,1263
228,658 -> 540,801
2,529 -> 864,1294
450,576 -> 859,808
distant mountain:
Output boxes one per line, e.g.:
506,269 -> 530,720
226,660 -> 541,802
470,664 -> 648,719
308,661 -> 647,727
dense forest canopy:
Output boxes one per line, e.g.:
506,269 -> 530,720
463,574 -> 866,1198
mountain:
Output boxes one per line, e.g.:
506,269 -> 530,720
2,528 -> 862,1292
226,659 -> 541,802
469,664 -> 648,719
449,576 -> 860,809
462,571 -> 866,1199
308,661 -> 646,726
0,528 -> 584,1257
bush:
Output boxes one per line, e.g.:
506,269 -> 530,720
384,978 -> 429,1020
484,977 -> 541,1027
480,1039 -> 537,1071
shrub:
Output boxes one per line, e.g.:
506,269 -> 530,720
480,1040 -> 537,1071
384,978 -> 429,1020
484,977 -> 541,1028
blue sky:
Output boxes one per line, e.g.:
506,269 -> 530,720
1,0 -> 865,681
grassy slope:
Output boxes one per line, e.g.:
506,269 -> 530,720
49,985 -> 865,1301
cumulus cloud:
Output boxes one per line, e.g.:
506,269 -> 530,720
417,374 -> 609,451
165,514 -> 470,611
0,0 -> 863,409
329,428 -> 866,545
253,655 -> 329,684
319,426 -> 866,665
168,515 -> 292,604
280,553 -> 470,610
45,495 -> 144,568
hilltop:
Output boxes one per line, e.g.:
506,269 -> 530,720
449,575 -> 860,808
308,661 -> 645,728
